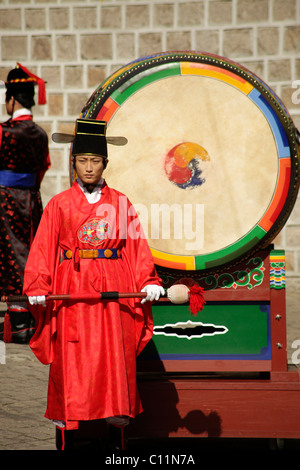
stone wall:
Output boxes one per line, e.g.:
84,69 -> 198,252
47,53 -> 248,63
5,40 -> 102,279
0,0 -> 300,300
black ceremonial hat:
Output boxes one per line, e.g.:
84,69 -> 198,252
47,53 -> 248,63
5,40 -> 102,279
52,118 -> 127,158
5,63 -> 46,106
73,119 -> 107,158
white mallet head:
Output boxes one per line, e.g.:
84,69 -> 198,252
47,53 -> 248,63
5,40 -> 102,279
166,284 -> 190,304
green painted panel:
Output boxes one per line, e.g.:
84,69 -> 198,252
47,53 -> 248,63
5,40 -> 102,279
142,302 -> 271,359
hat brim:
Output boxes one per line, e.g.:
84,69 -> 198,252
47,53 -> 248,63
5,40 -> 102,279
52,132 -> 128,146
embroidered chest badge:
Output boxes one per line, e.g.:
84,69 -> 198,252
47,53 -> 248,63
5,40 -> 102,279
77,217 -> 110,246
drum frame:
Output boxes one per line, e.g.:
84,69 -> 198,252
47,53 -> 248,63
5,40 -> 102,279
78,51 -> 299,274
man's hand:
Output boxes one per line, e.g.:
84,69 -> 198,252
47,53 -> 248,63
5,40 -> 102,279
28,295 -> 46,307
141,285 -> 165,304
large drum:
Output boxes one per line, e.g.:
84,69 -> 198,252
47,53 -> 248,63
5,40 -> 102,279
79,51 -> 299,273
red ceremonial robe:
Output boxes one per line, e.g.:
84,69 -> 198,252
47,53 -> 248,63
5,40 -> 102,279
23,180 -> 161,430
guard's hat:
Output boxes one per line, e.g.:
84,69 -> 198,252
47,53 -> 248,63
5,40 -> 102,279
5,63 -> 46,106
52,118 -> 127,158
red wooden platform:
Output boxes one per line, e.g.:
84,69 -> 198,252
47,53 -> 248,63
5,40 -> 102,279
128,367 -> 300,440
127,249 -> 300,442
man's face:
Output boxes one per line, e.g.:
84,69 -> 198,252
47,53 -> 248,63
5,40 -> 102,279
75,155 -> 106,185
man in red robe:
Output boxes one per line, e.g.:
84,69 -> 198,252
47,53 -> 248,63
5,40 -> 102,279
0,63 -> 50,343
23,119 -> 163,449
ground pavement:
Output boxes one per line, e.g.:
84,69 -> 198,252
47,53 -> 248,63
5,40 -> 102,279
0,288 -> 300,452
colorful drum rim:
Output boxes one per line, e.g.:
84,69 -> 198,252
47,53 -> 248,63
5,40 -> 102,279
78,51 -> 299,273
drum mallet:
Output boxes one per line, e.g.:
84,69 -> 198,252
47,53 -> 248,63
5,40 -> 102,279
1,284 -> 205,316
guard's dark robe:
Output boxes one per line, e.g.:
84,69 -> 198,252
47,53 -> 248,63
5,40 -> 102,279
0,114 -> 50,295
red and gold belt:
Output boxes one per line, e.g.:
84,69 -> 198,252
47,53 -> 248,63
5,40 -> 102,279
63,248 -> 121,260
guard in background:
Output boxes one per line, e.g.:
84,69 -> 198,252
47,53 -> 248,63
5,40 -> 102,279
0,63 -> 50,344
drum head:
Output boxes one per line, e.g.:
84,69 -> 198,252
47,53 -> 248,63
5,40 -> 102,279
79,52 -> 299,272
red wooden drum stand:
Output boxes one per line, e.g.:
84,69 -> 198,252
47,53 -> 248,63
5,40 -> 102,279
128,248 -> 300,443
